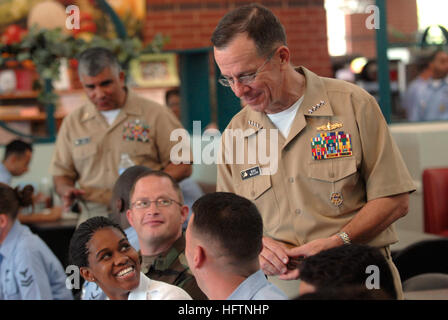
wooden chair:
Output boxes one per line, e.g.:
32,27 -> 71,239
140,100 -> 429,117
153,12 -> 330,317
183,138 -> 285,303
422,168 -> 448,236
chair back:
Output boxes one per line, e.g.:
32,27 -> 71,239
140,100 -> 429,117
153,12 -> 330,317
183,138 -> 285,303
393,239 -> 448,282
402,273 -> 448,292
422,168 -> 448,236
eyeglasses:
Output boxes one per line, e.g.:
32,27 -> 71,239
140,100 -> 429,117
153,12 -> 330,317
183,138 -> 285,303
218,47 -> 278,87
131,198 -> 182,210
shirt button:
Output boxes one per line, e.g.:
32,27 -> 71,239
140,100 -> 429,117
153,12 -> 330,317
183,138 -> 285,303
251,191 -> 255,197
289,177 -> 294,183
329,172 -> 334,178
295,209 -> 301,214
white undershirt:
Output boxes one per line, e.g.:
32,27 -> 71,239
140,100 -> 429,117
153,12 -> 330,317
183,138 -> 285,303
100,109 -> 121,126
267,96 -> 304,139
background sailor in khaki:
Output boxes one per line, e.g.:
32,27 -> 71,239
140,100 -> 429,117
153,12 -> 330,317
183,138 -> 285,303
213,4 -> 415,298
50,47 -> 192,224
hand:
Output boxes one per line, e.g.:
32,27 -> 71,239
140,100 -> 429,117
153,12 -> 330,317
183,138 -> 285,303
61,186 -> 85,212
279,236 -> 343,280
259,237 -> 290,276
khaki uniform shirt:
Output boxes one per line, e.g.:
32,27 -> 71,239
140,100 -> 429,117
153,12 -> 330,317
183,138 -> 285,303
50,90 -> 186,206
140,235 -> 207,300
217,67 -> 415,249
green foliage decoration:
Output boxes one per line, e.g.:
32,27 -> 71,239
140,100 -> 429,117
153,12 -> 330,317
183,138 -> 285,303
0,26 -> 169,105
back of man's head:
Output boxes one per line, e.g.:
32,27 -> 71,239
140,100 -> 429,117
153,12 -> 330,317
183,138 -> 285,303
110,165 -> 152,229
211,3 -> 286,57
165,88 -> 180,106
3,139 -> 32,162
77,47 -> 121,77
298,244 -> 396,299
164,87 -> 181,120
190,192 -> 263,274
428,48 -> 448,79
415,53 -> 432,73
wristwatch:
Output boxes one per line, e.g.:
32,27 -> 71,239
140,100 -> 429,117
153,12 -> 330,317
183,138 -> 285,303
337,231 -> 351,245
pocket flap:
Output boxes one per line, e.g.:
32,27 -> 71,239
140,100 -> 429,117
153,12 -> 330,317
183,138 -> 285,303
308,157 -> 357,182
73,144 -> 97,160
236,173 -> 272,200
122,141 -> 154,156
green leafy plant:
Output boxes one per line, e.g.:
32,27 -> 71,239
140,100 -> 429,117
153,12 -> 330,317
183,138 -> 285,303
0,26 -> 169,106
17,27 -> 80,79
14,27 -> 81,104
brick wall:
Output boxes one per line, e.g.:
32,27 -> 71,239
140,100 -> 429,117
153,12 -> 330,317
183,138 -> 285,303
345,0 -> 418,58
143,0 -> 332,77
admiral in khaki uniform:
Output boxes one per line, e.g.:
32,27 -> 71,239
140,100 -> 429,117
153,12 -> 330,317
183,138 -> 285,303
212,4 -> 415,298
50,48 -> 191,224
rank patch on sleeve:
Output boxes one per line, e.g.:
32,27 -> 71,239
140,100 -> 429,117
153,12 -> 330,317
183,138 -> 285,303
123,120 -> 150,143
311,131 -> 353,160
19,268 -> 34,287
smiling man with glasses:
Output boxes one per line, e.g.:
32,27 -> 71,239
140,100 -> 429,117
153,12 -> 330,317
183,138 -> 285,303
214,3 -> 415,299
125,171 -> 206,299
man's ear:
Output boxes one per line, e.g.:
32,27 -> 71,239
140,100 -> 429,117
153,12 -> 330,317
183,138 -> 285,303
119,70 -> 126,86
4,153 -> 16,166
80,267 -> 95,283
278,45 -> 290,68
194,245 -> 206,269
0,213 -> 8,228
180,205 -> 189,224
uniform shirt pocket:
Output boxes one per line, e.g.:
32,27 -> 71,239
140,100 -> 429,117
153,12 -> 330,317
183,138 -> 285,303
307,158 -> 359,216
4,274 -> 20,299
72,143 -> 97,160
122,141 -> 158,166
72,143 -> 98,175
308,157 -> 357,182
235,172 -> 271,199
235,173 -> 281,233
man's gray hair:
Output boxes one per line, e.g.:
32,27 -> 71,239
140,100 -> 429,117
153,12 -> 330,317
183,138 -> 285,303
77,47 -> 121,77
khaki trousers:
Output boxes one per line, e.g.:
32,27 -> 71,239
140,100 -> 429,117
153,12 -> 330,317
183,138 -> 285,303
379,246 -> 404,300
76,201 -> 110,227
